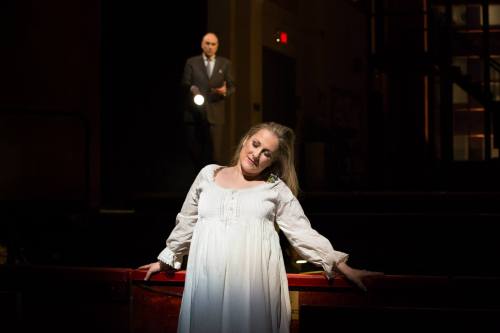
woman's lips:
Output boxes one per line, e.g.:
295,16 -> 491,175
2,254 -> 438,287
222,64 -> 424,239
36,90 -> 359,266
247,156 -> 257,167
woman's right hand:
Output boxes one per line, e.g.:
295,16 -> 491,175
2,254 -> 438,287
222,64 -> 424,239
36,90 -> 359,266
138,261 -> 172,281
335,261 -> 383,291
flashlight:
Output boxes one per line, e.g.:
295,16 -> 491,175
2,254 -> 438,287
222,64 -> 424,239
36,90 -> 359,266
193,94 -> 205,106
191,85 -> 205,106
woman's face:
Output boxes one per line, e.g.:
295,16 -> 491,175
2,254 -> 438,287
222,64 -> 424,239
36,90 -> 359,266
239,128 -> 279,178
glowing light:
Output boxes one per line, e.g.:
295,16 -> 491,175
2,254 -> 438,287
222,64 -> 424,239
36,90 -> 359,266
296,260 -> 307,264
280,32 -> 288,44
275,31 -> 288,45
194,94 -> 205,106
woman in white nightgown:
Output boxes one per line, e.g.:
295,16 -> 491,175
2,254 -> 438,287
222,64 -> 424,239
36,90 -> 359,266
140,122 -> 381,333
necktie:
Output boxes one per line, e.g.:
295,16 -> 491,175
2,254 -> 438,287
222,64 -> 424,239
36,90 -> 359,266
206,58 -> 213,78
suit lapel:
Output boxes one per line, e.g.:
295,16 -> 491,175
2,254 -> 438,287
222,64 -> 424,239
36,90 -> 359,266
212,58 -> 222,79
199,56 -> 223,81
198,56 -> 209,79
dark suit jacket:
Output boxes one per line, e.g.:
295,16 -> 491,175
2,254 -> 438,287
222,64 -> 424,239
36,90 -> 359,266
181,55 -> 235,125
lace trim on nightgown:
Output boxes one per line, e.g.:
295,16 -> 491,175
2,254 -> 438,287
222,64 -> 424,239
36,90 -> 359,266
157,247 -> 183,269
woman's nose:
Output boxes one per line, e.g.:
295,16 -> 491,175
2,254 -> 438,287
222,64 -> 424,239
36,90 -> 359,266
248,150 -> 258,159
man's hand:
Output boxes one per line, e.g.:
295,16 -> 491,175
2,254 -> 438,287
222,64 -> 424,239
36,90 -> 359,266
213,81 -> 227,96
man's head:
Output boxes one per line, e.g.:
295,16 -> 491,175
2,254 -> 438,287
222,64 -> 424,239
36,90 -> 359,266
201,33 -> 219,59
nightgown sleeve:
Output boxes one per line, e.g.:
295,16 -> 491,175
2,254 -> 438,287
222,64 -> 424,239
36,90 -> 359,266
157,168 -> 205,269
275,186 -> 348,279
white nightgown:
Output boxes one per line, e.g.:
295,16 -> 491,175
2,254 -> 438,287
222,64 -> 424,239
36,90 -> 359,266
157,164 -> 348,333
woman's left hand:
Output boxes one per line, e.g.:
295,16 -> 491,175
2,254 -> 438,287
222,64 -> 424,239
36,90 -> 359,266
335,262 -> 384,291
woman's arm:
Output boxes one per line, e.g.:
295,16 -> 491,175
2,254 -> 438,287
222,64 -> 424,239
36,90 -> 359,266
139,168 -> 206,280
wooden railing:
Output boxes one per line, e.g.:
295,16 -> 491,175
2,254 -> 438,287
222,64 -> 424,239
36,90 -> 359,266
2,265 -> 500,332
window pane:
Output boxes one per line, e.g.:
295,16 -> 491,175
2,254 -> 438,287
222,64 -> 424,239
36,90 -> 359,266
490,5 -> 500,25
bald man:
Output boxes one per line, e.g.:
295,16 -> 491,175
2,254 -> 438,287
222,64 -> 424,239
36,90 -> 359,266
182,32 -> 236,169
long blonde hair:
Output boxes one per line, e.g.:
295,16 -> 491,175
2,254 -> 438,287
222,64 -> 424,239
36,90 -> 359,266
230,122 -> 299,196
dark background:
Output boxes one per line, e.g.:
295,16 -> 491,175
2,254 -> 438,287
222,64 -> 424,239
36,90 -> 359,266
1,0 -> 500,278
101,1 -> 208,201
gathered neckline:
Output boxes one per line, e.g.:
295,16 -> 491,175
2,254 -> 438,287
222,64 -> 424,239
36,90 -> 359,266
210,165 -> 277,192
